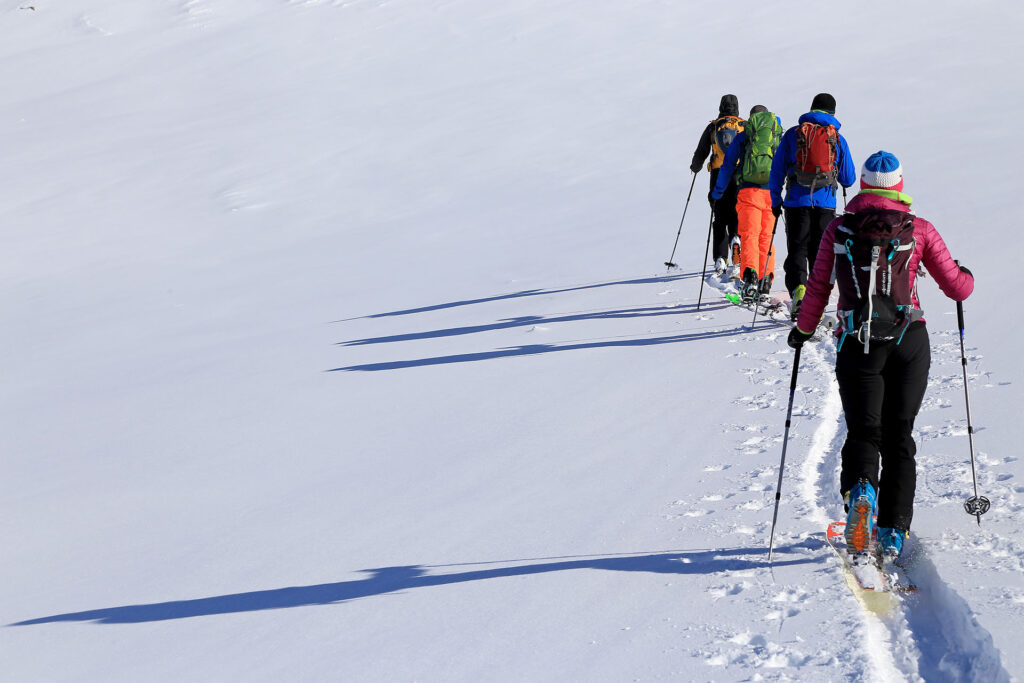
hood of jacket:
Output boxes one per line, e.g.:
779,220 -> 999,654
718,94 -> 739,117
845,191 -> 913,215
797,110 -> 842,130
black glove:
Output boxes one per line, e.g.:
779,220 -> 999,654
787,326 -> 813,349
708,191 -> 716,207
772,204 -> 782,218
690,162 -> 702,174
959,265 -> 973,277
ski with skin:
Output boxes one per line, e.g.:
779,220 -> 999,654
723,291 -> 839,332
826,521 -> 917,614
723,291 -> 788,318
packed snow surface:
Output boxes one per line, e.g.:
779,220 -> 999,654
2,1 -> 1023,681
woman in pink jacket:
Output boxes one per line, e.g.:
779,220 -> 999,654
786,151 -> 974,559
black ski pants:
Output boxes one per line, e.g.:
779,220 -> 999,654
709,169 -> 739,262
835,321 -> 931,531
783,206 -> 835,295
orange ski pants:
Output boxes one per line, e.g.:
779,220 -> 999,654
736,187 -> 776,281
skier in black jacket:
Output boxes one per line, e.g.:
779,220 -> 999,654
691,94 -> 743,277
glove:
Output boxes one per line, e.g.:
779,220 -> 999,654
772,204 -> 782,218
690,162 -> 702,174
709,190 -> 720,205
787,326 -> 813,349
959,265 -> 973,277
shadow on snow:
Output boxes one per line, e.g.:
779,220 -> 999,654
338,301 -> 731,347
333,272 -> 702,322
329,309 -> 763,372
12,542 -> 823,626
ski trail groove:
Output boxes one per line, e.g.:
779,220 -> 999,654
685,276 -> 1010,679
794,337 -> 922,681
796,331 -> 1012,682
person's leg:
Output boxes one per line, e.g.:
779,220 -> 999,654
877,323 -> 931,531
712,219 -> 729,262
807,207 -> 836,275
835,340 -> 892,497
710,172 -> 730,262
754,189 -> 776,280
711,205 -> 729,262
836,338 -> 895,551
723,180 -> 740,257
783,206 -> 811,295
735,188 -> 760,281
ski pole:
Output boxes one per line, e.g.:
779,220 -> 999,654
750,215 -> 781,329
696,209 -> 715,311
842,186 -> 848,212
664,172 -> 698,270
768,344 -> 801,562
956,295 -> 990,525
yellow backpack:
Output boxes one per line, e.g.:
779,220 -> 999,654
708,116 -> 744,171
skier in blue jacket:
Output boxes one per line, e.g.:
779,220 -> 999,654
769,93 -> 856,319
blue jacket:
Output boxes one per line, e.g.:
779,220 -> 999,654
768,111 -> 855,210
710,115 -> 783,200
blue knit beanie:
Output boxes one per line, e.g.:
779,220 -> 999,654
861,151 -> 903,191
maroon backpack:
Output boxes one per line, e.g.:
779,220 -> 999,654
833,209 -> 918,351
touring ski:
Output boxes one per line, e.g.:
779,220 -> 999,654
826,521 -> 917,614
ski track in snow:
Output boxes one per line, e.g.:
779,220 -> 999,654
790,305 -> 1013,681
687,274 -> 1013,680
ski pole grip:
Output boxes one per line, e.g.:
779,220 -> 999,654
954,260 -> 965,330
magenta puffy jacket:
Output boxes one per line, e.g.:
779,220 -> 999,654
796,192 -> 974,335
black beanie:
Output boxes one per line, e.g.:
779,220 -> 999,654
719,94 -> 739,117
749,105 -> 768,116
810,93 -> 836,114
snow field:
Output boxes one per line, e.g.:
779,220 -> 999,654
2,0 -> 1023,681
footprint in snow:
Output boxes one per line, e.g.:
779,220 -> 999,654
734,393 -> 776,411
771,586 -> 814,603
764,607 -> 802,620
708,582 -> 750,598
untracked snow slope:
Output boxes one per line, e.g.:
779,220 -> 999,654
2,1 -> 1023,681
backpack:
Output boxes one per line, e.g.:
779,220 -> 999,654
793,121 -> 839,190
740,111 -> 782,185
708,116 -> 743,171
833,209 -> 920,352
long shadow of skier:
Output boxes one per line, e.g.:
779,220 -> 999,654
338,301 -> 731,347
12,543 -> 823,626
333,273 -> 701,322
330,317 -> 762,373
